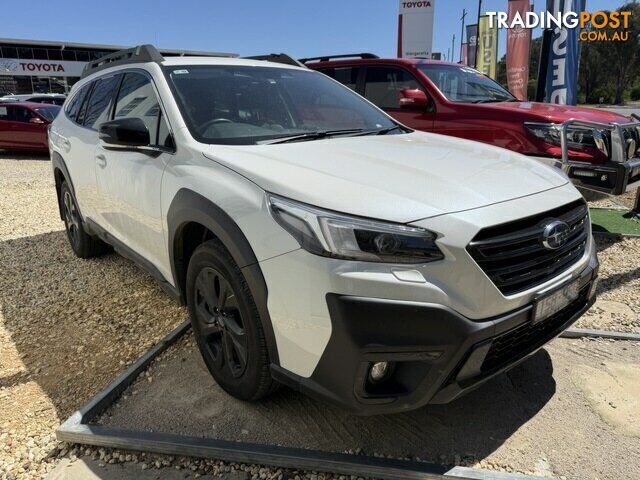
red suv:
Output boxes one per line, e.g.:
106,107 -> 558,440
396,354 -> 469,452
304,54 -> 640,196
0,102 -> 60,152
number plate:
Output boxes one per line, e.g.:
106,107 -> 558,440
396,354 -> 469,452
532,279 -> 581,324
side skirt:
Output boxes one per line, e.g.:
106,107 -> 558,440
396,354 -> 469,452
85,218 -> 181,302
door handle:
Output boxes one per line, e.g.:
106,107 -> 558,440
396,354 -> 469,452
96,154 -> 107,168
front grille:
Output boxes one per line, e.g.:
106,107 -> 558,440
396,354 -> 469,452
480,286 -> 589,374
467,200 -> 588,295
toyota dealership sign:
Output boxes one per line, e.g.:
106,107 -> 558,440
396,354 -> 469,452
0,58 -> 85,77
397,1 -> 436,59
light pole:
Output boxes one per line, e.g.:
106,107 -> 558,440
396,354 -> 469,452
460,9 -> 467,63
475,0 -> 482,68
451,34 -> 456,63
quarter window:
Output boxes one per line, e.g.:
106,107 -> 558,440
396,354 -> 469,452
65,83 -> 91,123
363,67 -> 423,109
83,75 -> 120,129
114,72 -> 169,146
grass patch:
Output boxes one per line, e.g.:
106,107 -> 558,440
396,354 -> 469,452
590,208 -> 640,236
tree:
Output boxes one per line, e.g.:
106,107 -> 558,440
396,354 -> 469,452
593,2 -> 640,104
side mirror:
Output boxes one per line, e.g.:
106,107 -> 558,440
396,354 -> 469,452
99,118 -> 150,148
29,116 -> 45,124
399,89 -> 431,109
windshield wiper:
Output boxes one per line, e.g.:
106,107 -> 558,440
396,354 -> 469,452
472,98 -> 516,104
258,128 -> 363,145
353,125 -> 407,136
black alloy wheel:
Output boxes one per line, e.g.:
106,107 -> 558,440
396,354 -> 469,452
186,239 -> 275,400
193,266 -> 248,379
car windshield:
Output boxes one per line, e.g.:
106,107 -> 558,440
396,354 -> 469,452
164,65 -> 398,145
418,64 -> 516,103
33,105 -> 61,121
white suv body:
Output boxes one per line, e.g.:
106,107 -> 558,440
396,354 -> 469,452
49,46 -> 598,414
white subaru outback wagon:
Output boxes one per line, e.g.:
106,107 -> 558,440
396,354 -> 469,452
49,45 -> 598,414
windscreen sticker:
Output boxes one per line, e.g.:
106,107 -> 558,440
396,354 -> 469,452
173,69 -> 189,75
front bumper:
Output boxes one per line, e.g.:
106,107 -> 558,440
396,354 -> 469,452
532,156 -> 640,195
271,254 -> 598,415
563,158 -> 640,195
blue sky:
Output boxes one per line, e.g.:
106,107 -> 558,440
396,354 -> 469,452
2,0 -> 629,61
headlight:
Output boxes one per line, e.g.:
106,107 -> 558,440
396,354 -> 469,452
268,195 -> 444,264
524,122 -> 607,153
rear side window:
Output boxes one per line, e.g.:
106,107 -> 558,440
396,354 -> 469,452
83,74 -> 120,129
65,84 -> 91,123
364,66 -> 423,109
0,106 -> 10,120
318,67 -> 360,92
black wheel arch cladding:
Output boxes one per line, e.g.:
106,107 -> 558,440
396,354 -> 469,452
167,188 -> 280,366
51,152 -> 79,222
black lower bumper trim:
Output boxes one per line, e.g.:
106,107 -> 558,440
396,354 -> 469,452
272,258 -> 598,415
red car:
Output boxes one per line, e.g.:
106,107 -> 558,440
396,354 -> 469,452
304,54 -> 640,195
0,101 -> 61,152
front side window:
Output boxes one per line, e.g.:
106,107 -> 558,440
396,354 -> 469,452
418,64 -> 515,103
9,106 -> 36,123
83,74 -> 120,129
164,65 -> 396,145
363,67 -> 424,109
114,72 -> 162,143
33,105 -> 61,121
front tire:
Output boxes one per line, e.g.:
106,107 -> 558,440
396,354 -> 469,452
60,181 -> 109,258
186,239 -> 275,400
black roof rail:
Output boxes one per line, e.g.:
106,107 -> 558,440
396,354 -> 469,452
81,44 -> 164,78
298,53 -> 379,64
245,53 -> 307,68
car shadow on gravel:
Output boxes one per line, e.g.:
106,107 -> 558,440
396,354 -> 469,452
0,229 -> 187,422
0,150 -> 50,160
100,333 -> 557,467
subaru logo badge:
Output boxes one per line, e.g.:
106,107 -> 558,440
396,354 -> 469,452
541,220 -> 570,250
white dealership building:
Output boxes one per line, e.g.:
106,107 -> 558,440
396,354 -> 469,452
0,38 -> 224,95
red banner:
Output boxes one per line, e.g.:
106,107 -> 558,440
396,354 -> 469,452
461,43 -> 468,65
506,0 -> 532,100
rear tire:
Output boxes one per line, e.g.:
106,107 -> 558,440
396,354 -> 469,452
186,239 -> 276,401
60,181 -> 109,258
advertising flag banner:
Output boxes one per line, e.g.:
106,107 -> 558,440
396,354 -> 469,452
506,0 -> 532,100
397,1 -> 436,58
466,24 -> 478,67
544,0 -> 586,105
461,43 -> 468,65
476,15 -> 498,79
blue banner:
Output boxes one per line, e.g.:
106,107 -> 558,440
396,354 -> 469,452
544,0 -> 586,105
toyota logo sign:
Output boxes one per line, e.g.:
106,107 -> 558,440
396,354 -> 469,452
541,220 -> 571,250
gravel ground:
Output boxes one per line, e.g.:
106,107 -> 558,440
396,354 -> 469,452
0,153 -> 639,480
0,155 -> 186,479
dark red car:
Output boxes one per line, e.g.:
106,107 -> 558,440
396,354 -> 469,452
304,54 -> 640,195
0,101 -> 61,152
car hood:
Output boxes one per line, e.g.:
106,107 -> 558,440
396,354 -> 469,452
203,132 -> 568,223
479,101 -> 631,124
